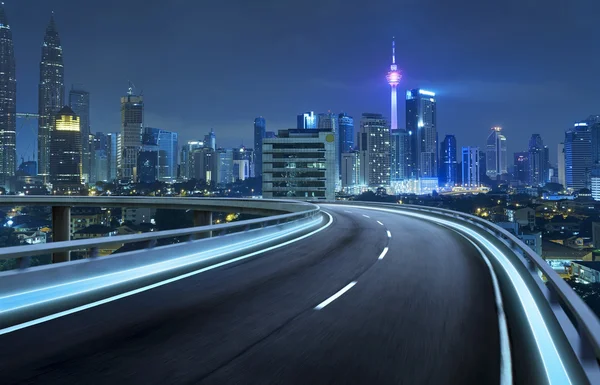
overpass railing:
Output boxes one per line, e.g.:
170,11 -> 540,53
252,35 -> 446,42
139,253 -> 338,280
338,201 -> 600,384
0,198 -> 324,333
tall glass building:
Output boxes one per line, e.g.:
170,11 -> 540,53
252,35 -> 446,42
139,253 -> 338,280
120,87 -> 143,181
390,130 -> 408,182
0,4 -> 16,189
528,134 -> 548,187
565,123 -> 592,190
69,87 -> 91,182
406,89 -> 437,179
513,152 -> 529,184
38,14 -> 64,178
358,113 -> 390,187
297,111 -> 317,129
50,106 -> 81,192
338,113 -> 354,174
253,117 -> 265,178
217,148 -> 234,185
462,146 -> 480,187
439,134 -> 457,186
485,127 -> 507,180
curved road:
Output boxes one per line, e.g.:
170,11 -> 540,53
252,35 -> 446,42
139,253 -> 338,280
0,204 -> 501,384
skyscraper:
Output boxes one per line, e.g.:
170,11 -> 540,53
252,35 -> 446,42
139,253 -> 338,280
0,4 -> 16,189
69,87 -> 91,183
390,130 -> 408,182
317,112 -> 338,131
485,127 -> 507,180
119,85 -> 143,181
439,135 -> 457,187
357,113 -> 390,187
528,134 -> 548,187
180,140 -> 205,180
106,132 -> 119,182
513,152 -> 529,184
565,123 -> 592,190
338,113 -> 354,177
50,106 -> 82,192
558,143 -> 566,187
91,132 -> 108,183
406,89 -> 437,179
386,37 -> 401,131
297,111 -> 317,129
155,128 -> 178,181
462,146 -> 480,187
217,148 -> 234,185
253,117 -> 266,178
204,128 -> 216,150
38,14 -> 65,178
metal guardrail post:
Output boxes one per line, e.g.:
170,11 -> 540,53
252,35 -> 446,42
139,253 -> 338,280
52,206 -> 71,263
89,247 -> 99,258
17,256 -> 30,269
193,211 -> 212,239
145,239 -> 157,249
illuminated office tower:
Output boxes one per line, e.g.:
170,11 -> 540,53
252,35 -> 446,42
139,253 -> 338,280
528,134 -> 549,187
297,111 -> 317,129
406,89 -> 437,179
204,128 -> 216,150
357,113 -> 390,187
119,85 -> 143,181
0,4 -> 16,189
462,146 -> 480,187
513,152 -> 529,184
50,106 -> 82,192
485,126 -> 507,180
69,87 -> 91,182
38,13 -> 65,178
439,134 -> 457,186
565,123 -> 592,190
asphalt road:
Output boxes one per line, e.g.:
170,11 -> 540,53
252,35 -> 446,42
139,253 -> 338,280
0,204 -> 501,385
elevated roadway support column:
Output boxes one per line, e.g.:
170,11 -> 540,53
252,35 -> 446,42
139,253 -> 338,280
193,210 -> 213,239
52,206 -> 71,263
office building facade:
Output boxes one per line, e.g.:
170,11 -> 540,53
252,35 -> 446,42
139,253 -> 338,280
119,87 -> 143,181
253,117 -> 266,178
297,111 -> 317,129
69,87 -> 91,182
462,146 -> 480,187
338,113 -> 354,171
528,134 -> 548,187
513,152 -> 529,184
38,15 -> 65,178
0,4 -> 16,189
439,134 -> 457,187
406,89 -> 437,179
50,106 -> 82,192
262,129 -> 337,200
565,123 -> 592,190
390,129 -> 408,182
341,152 -> 360,191
357,113 -> 390,187
486,126 -> 508,180
217,148 -> 234,185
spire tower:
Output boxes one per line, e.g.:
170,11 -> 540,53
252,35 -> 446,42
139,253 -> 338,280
386,37 -> 401,131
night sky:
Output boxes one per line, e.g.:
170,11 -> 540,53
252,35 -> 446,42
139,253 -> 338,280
9,0 -> 600,164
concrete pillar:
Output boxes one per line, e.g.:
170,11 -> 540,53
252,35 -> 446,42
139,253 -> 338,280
193,210 -> 212,239
52,206 -> 71,263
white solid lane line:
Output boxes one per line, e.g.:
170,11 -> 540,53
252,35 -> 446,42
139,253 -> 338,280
377,221 -> 384,226
314,281 -> 357,310
362,214 -> 370,218
387,230 -> 392,238
344,210 -> 353,213
378,247 -> 389,260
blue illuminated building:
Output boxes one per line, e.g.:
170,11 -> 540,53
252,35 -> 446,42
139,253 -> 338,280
439,134 -> 457,186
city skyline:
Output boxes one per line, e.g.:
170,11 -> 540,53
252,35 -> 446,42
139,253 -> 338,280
5,0 -> 598,164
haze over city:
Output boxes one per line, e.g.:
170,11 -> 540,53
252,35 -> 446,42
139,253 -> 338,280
11,0 -> 600,162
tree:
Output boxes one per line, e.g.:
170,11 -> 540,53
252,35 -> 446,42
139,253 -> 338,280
544,183 -> 564,193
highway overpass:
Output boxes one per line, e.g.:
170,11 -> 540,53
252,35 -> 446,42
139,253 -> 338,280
0,197 -> 598,384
